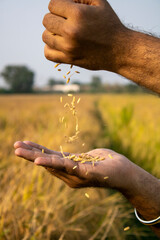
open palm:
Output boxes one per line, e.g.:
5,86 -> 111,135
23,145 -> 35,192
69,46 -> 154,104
14,141 -> 132,191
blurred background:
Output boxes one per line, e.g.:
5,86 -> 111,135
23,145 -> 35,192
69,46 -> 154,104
0,1 -> 160,239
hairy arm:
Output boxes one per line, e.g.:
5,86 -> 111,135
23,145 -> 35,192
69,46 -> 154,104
116,29 -> 160,94
43,0 -> 160,94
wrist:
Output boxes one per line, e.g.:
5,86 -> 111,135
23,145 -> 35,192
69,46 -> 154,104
104,154 -> 135,191
111,27 -> 135,74
120,162 -> 160,220
102,26 -> 133,74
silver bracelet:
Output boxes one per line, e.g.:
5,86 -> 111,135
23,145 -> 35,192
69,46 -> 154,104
134,208 -> 160,226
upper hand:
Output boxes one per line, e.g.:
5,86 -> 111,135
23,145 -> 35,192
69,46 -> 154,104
42,0 -> 126,71
14,141 -> 133,191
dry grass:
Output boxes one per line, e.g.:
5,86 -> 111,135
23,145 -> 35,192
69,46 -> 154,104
0,94 -> 159,240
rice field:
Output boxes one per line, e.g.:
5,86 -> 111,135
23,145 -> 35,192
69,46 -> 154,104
0,93 -> 159,240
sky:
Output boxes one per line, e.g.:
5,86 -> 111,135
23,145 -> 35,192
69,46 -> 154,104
0,0 -> 160,87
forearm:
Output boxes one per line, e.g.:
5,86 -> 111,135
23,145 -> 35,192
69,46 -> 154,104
115,28 -> 160,94
120,162 -> 160,236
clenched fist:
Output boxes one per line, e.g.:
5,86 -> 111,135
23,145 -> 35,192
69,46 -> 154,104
42,0 -> 127,72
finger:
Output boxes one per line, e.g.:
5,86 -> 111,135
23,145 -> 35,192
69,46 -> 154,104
42,30 -> 65,52
43,13 -> 66,36
15,148 -> 50,162
44,44 -> 69,63
23,141 -> 69,157
35,156 -> 80,176
48,0 -> 74,18
14,141 -> 32,150
23,141 -> 59,155
14,141 -> 42,153
35,156 -> 72,170
35,157 -> 65,170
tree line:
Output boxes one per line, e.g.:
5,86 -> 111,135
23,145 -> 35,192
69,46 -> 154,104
0,65 -> 150,94
1,65 -> 34,93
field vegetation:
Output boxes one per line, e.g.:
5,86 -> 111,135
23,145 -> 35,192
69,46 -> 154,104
0,94 -> 160,240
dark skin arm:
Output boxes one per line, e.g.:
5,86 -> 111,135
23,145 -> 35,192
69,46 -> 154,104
14,141 -> 160,237
42,0 -> 160,94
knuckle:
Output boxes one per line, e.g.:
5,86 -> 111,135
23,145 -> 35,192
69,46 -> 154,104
15,148 -> 22,156
43,13 -> 50,27
44,46 -> 51,60
42,31 -> 47,43
42,31 -> 56,48
63,43 -> 75,54
48,0 -> 53,12
64,25 -> 79,40
74,7 -> 85,20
